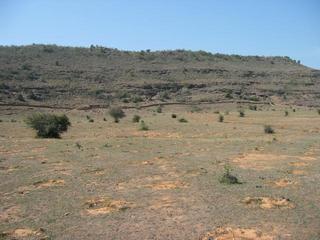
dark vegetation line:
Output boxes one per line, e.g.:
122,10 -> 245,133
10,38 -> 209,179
0,100 -> 272,110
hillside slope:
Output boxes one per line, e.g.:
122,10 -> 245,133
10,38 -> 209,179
0,44 -> 319,108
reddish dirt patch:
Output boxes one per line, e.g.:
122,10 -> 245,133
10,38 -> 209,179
0,205 -> 21,223
201,227 -> 273,240
146,181 -> 188,190
131,130 -> 181,139
273,179 -> 296,187
290,162 -> 308,167
2,228 -> 45,238
31,147 -> 47,153
298,156 -> 316,161
242,197 -> 294,209
288,169 -> 305,175
148,196 -> 177,210
232,153 -> 290,170
33,179 -> 65,188
84,197 -> 133,215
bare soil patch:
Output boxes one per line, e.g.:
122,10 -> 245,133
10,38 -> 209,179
232,153 -> 291,170
201,227 -> 273,240
146,181 -> 188,190
242,197 -> 294,209
273,178 -> 296,187
33,179 -> 65,188
84,197 -> 133,216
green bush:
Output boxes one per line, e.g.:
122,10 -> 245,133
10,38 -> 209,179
219,165 -> 240,184
132,115 -> 141,123
156,105 -> 162,113
26,113 -> 71,138
218,114 -> 224,122
317,109 -> 320,115
239,110 -> 245,117
139,120 -> 149,131
171,114 -> 177,118
285,110 -> 289,116
249,105 -> 257,111
109,107 -> 125,123
264,125 -> 275,134
178,118 -> 188,123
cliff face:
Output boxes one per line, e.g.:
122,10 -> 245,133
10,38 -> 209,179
1,45 -> 319,107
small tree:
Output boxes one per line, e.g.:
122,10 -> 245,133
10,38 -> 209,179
239,110 -> 245,117
156,105 -> 162,113
139,120 -> 149,131
132,115 -> 141,123
285,110 -> 289,116
26,113 -> 71,138
219,165 -> 240,184
218,114 -> 224,122
109,107 -> 125,123
264,125 -> 275,134
178,118 -> 188,123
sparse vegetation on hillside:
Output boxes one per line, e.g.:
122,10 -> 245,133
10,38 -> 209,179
0,45 -> 318,107
239,110 -> 245,117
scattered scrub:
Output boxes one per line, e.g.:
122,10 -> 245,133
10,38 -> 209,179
285,110 -> 289,116
249,105 -> 257,111
178,118 -> 188,123
218,114 -> 224,122
264,125 -> 275,134
239,110 -> 245,117
171,114 -> 177,118
75,142 -> 82,150
132,115 -> 141,123
139,120 -> 149,131
156,105 -> 162,113
109,107 -> 125,123
26,113 -> 71,138
219,165 -> 240,184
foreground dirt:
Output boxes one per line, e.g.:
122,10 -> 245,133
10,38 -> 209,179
0,104 -> 320,239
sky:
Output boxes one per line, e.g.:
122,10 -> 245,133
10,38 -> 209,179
0,0 -> 319,69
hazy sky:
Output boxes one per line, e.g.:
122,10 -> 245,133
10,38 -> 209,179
1,0 -> 319,69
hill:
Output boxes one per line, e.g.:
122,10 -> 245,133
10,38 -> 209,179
0,44 -> 319,108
